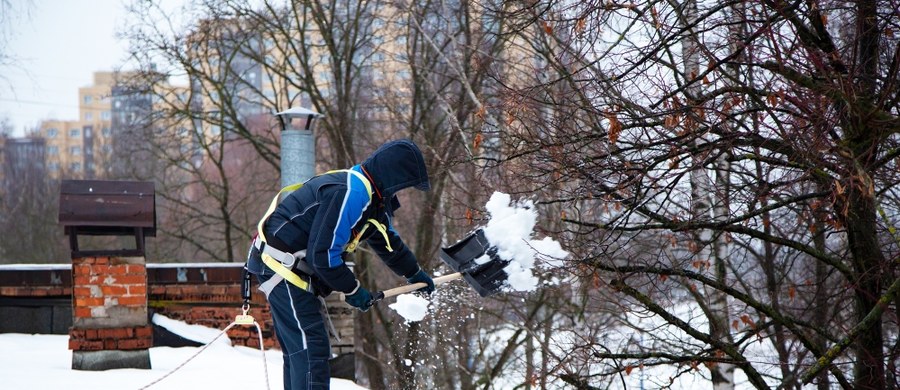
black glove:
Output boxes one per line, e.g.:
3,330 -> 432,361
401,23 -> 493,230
406,269 -> 435,294
345,282 -> 374,312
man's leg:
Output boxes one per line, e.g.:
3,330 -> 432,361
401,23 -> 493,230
270,315 -> 292,389
265,276 -> 331,390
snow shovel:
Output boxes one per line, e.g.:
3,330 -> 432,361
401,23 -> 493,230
370,229 -> 509,301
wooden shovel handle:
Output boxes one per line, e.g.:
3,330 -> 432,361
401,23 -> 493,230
340,272 -> 463,303
379,272 -> 463,299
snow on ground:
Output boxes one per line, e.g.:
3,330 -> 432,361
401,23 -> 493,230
152,312 -> 229,345
0,316 -> 368,390
482,300 -> 796,390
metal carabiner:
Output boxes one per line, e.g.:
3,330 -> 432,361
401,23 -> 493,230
235,303 -> 255,325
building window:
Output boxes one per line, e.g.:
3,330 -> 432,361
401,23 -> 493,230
102,144 -> 113,153
102,127 -> 111,136
48,146 -> 59,155
69,128 -> 80,137
49,162 -> 59,171
85,113 -> 93,121
70,162 -> 82,172
70,146 -> 81,155
47,128 -> 58,137
84,127 -> 92,138
114,100 -> 122,108
84,95 -> 92,104
101,111 -> 111,120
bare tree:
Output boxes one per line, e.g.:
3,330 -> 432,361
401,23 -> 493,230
0,0 -> 33,92
0,134 -> 68,263
484,0 -> 899,389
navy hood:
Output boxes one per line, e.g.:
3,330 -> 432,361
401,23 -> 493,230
361,139 -> 430,201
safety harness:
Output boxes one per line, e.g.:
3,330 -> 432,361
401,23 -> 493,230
248,169 -> 393,298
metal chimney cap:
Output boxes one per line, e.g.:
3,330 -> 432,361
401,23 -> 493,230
275,107 -> 324,118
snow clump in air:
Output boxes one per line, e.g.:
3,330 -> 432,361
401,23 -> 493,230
389,293 -> 430,322
482,192 -> 569,292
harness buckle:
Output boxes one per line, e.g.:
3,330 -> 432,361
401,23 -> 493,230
255,237 -> 297,269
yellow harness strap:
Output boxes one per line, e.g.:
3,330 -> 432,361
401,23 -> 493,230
344,219 -> 394,253
256,169 -> 382,291
260,253 -> 309,291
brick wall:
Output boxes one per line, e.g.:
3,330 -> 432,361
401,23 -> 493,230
147,265 -> 277,348
0,263 -> 354,353
0,263 -> 275,347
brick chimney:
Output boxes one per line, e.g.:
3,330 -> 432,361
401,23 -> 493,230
59,180 -> 156,370
69,256 -> 152,369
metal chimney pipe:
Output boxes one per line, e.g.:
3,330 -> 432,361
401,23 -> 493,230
275,108 -> 323,188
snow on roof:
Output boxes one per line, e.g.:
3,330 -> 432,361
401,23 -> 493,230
0,332 -> 368,389
274,107 -> 324,117
0,262 -> 244,271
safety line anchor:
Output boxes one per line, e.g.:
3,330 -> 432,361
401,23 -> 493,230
235,303 -> 256,326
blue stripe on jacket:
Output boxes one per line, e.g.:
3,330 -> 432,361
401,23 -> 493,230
325,167 -> 371,267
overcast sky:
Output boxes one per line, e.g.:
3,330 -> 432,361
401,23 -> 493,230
1,0 -> 133,137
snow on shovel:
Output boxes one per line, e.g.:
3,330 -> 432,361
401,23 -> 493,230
351,192 -> 569,304
370,228 -> 508,302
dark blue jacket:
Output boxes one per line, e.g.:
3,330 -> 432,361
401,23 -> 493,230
261,139 -> 430,294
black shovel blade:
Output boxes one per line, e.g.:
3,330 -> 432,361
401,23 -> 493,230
439,229 -> 509,297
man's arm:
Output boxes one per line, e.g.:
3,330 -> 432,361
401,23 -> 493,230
366,213 -> 421,279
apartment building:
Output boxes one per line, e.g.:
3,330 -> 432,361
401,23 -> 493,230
38,71 -> 156,179
39,119 -> 90,176
0,136 -> 46,187
38,72 -> 116,178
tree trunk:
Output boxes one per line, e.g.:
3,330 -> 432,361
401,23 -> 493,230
845,0 -> 885,387
846,187 -> 886,390
355,251 -> 386,390
682,0 -> 735,387
812,207 -> 830,390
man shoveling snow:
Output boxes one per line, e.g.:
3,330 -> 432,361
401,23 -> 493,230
245,139 -> 436,390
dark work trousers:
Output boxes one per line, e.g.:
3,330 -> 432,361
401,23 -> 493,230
250,255 -> 331,390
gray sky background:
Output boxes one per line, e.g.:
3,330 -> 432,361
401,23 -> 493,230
1,0 -> 132,137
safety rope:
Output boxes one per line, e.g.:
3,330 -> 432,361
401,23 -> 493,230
137,305 -> 270,390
